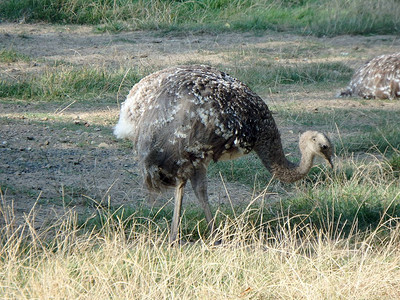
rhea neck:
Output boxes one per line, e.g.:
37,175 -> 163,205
253,134 -> 315,183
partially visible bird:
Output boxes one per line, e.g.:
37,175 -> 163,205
339,52 -> 400,99
114,65 -> 333,243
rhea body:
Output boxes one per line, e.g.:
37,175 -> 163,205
340,52 -> 400,99
114,65 -> 333,242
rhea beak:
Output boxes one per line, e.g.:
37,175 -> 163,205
325,157 -> 333,168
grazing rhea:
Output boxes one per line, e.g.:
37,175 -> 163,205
339,52 -> 400,99
114,65 -> 333,243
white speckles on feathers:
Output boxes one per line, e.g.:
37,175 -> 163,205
114,66 -> 334,244
339,52 -> 400,100
114,65 -> 278,191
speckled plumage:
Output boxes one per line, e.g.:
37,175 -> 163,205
115,65 -> 278,189
115,65 -> 333,242
339,52 -> 400,99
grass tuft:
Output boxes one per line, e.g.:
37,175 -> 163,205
0,48 -> 30,63
1,0 -> 399,36
0,66 -> 143,101
230,61 -> 353,90
388,153 -> 400,178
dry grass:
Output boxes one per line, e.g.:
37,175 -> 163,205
1,20 -> 400,300
1,177 -> 400,299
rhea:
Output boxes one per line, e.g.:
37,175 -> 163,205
339,52 -> 400,99
114,65 -> 333,243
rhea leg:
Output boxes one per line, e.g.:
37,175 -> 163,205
146,190 -> 159,206
190,167 -> 215,235
170,181 -> 185,244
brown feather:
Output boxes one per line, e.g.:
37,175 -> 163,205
115,65 -> 279,191
340,52 -> 400,100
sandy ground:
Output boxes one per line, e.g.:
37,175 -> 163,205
1,23 -> 399,229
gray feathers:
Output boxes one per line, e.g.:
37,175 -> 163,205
115,65 -> 334,242
115,65 -> 279,191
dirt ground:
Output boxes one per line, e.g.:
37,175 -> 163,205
1,23 -> 399,229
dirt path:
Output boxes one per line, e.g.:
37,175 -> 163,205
1,23 -> 399,229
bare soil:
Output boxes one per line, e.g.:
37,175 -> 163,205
1,23 -> 399,229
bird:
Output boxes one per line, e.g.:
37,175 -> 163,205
114,65 -> 333,243
339,52 -> 400,99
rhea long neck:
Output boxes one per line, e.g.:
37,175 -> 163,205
253,134 -> 315,183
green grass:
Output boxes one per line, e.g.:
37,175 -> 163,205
1,0 -> 399,36
389,154 -> 400,178
229,61 -> 353,91
343,128 -> 400,154
208,154 -> 271,187
0,66 -> 143,101
0,60 -> 352,101
0,48 -> 30,63
288,173 -> 400,235
271,106 -> 400,153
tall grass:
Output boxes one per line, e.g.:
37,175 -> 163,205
1,0 -> 399,36
1,181 -> 400,299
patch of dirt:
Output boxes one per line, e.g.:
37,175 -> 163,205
0,101 -> 254,229
1,23 -> 399,229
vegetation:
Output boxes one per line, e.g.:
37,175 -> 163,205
276,108 -> 400,154
229,61 -> 353,89
1,1 -> 400,297
0,48 -> 30,63
1,157 -> 400,299
0,48 -> 352,101
1,0 -> 400,36
0,65 -> 143,101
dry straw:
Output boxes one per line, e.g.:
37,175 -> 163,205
1,168 -> 400,300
